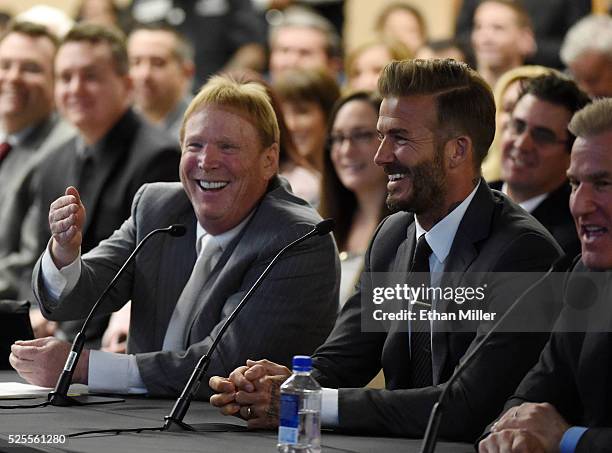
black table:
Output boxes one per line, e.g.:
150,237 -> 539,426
0,372 -> 473,453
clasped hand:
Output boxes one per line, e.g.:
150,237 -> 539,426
209,359 -> 290,429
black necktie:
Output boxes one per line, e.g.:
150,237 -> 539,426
0,142 -> 12,163
408,234 -> 433,388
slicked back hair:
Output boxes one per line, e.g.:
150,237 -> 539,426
378,58 -> 496,170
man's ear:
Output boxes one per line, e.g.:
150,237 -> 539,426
445,135 -> 473,170
261,142 -> 280,179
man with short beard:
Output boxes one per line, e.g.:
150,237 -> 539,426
209,59 -> 563,441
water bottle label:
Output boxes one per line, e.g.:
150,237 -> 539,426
278,393 -> 299,444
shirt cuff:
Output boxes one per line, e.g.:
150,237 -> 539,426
321,388 -> 339,427
560,426 -> 588,453
88,350 -> 147,395
41,241 -> 81,301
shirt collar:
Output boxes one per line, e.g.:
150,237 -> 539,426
0,124 -> 35,146
500,182 -> 548,213
195,210 -> 255,255
414,180 -> 481,264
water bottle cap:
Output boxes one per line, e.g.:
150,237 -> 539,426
292,355 -> 312,372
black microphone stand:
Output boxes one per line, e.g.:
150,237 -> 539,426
419,255 -> 573,453
163,219 -> 334,431
66,219 -> 333,437
48,224 -> 186,407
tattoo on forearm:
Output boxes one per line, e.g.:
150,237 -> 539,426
265,381 -> 281,422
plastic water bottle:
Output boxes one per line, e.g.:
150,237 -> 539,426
277,355 -> 322,453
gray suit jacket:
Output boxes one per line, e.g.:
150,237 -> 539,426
311,181 -> 563,441
34,178 -> 339,397
0,115 -> 76,299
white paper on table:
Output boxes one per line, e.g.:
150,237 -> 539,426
0,382 -> 88,399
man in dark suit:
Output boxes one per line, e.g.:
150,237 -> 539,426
16,24 -> 180,340
127,24 -> 194,140
9,75 -> 339,398
455,0 -> 591,69
479,99 -> 612,453
491,72 -> 591,259
0,21 -> 76,299
209,59 -> 562,441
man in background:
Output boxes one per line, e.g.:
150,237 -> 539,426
0,21 -> 75,300
492,72 -> 590,259
560,14 -> 612,99
471,0 -> 535,88
128,23 -> 194,139
268,7 -> 341,83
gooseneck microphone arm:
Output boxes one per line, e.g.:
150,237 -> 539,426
419,254 -> 574,453
162,218 -> 335,431
48,224 -> 186,407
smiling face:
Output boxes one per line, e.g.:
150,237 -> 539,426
269,27 -> 330,82
330,99 -> 386,194
128,29 -> 192,119
501,94 -> 572,201
349,45 -> 392,92
471,2 -> 526,70
568,130 -> 612,270
55,41 -> 131,143
374,95 -> 448,217
180,105 -> 278,234
0,32 -> 55,133
281,99 -> 327,163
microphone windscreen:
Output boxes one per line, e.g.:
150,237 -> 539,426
315,218 -> 335,236
168,224 -> 187,237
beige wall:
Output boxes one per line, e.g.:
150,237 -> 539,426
344,0 -> 461,52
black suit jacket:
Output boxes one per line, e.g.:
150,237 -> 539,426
489,181 -> 580,259
311,181 -> 563,442
33,109 -> 180,255
500,261 -> 612,452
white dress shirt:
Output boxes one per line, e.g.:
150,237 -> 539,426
500,182 -> 548,214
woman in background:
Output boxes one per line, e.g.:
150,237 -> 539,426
320,92 -> 389,305
274,68 -> 340,173
345,40 -> 411,92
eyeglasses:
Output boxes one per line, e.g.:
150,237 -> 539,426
509,118 -> 570,147
329,130 -> 378,148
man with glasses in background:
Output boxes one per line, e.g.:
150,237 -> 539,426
491,72 -> 590,259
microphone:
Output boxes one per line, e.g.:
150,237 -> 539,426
419,254 -> 575,453
48,223 -> 186,407
162,219 -> 335,432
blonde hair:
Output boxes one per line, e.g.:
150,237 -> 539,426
180,75 -> 280,148
568,98 -> 612,139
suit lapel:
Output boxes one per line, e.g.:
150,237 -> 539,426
384,222 -> 416,389
433,180 -> 495,383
